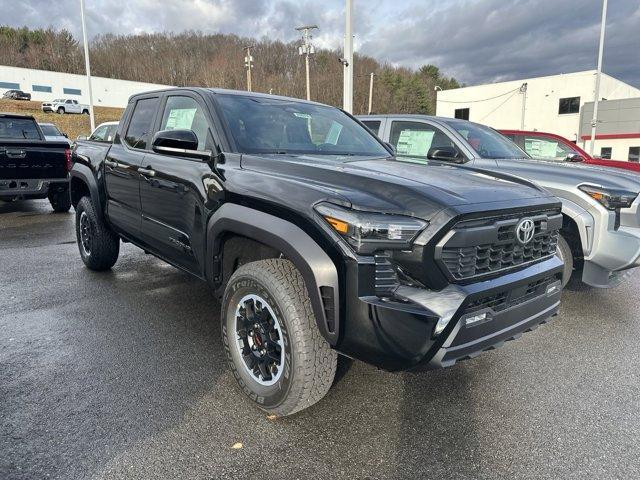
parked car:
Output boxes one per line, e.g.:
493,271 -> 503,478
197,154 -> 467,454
360,115 -> 640,288
2,89 -> 31,101
71,88 -> 564,416
500,130 -> 640,173
39,122 -> 71,146
76,121 -> 119,143
41,98 -> 90,114
0,113 -> 72,212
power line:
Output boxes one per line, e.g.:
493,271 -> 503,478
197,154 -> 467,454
478,89 -> 520,122
437,86 -> 521,104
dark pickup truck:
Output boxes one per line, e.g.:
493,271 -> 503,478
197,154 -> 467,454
0,113 -> 72,212
70,88 -> 564,416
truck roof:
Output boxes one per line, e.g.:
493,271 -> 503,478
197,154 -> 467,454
0,112 -> 37,120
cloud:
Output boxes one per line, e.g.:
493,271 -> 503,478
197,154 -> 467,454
1,0 -> 638,86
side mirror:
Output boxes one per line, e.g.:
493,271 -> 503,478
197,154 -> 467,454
565,153 -> 585,163
152,129 -> 210,159
384,142 -> 396,154
63,133 -> 68,138
76,135 -> 88,141
427,146 -> 461,162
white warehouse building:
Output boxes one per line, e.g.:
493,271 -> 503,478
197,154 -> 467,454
436,70 -> 640,144
0,65 -> 170,108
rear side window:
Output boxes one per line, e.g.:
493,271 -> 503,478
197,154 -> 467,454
523,135 -> 577,162
0,118 -> 41,139
362,120 -> 381,135
40,124 -> 61,136
124,98 -> 159,150
159,96 -> 211,151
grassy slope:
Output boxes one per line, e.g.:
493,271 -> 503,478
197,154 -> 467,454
0,99 -> 124,140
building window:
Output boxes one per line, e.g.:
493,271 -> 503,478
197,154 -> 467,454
0,81 -> 20,89
32,85 -> 52,93
558,97 -> 580,114
454,108 -> 470,120
600,147 -> 612,159
629,147 -> 640,163
63,88 -> 82,95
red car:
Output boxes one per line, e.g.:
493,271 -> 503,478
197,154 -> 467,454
500,130 -> 640,174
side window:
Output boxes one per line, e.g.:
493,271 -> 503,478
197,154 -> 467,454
523,136 -> 575,161
159,96 -> 211,151
389,121 -> 455,157
362,120 -> 381,135
124,97 -> 160,150
105,125 -> 118,142
454,108 -> 470,120
66,100 -> 73,104
600,147 -> 612,159
89,124 -> 109,142
558,97 -> 580,115
629,147 -> 640,163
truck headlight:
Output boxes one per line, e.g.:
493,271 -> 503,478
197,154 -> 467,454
579,185 -> 638,210
315,202 -> 427,254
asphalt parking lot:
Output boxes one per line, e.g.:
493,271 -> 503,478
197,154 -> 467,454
2,199 -> 640,480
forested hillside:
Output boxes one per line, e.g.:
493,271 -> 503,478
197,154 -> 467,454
0,26 -> 460,114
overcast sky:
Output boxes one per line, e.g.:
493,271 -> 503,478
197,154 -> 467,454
4,0 -> 639,86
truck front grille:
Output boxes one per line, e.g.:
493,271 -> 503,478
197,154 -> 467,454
437,210 -> 562,282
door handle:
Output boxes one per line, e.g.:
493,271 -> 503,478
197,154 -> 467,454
138,167 -> 156,178
104,159 -> 118,168
6,149 -> 27,159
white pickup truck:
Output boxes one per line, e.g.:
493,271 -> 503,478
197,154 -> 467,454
41,98 -> 90,115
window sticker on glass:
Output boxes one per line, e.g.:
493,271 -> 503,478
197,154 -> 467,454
396,130 -> 435,156
165,108 -> 197,130
525,139 -> 559,158
325,122 -> 343,145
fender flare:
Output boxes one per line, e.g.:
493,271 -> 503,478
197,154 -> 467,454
206,203 -> 340,345
559,198 -> 594,256
69,163 -> 103,221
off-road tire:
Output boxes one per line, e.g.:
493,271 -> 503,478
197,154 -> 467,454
556,234 -> 573,287
75,196 -> 119,271
48,189 -> 72,213
222,258 -> 337,416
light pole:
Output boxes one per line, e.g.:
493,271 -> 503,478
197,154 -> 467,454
244,45 -> 254,92
519,82 -> 528,130
367,72 -> 375,114
296,25 -> 318,101
80,0 -> 95,131
343,0 -> 354,113
589,0 -> 608,156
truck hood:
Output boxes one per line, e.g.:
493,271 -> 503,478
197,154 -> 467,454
493,158 -> 640,192
239,154 -> 555,220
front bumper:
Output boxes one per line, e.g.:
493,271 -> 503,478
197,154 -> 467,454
336,256 -> 563,371
0,178 -> 67,199
41,106 -> 54,112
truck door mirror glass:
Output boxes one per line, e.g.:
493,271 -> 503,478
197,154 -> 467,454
427,146 -> 461,162
152,129 -> 211,159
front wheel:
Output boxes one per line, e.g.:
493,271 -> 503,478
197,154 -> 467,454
222,259 -> 337,416
75,196 -> 119,271
82,109 -> 89,114
57,107 -> 65,114
555,234 -> 574,287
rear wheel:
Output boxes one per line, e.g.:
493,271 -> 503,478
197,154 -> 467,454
222,258 -> 337,416
75,196 -> 119,271
556,234 -> 574,287
48,188 -> 71,213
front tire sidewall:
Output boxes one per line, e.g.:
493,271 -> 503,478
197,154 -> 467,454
556,234 -> 574,287
222,277 -> 293,409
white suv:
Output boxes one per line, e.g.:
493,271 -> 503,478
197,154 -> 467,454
42,99 -> 90,115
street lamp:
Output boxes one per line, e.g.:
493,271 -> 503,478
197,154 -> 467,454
589,0 -> 608,156
244,45 -> 255,92
296,25 -> 318,101
79,0 -> 95,131
343,0 -> 354,113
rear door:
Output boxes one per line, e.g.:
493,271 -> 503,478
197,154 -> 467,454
139,92 -> 218,275
104,96 -> 160,240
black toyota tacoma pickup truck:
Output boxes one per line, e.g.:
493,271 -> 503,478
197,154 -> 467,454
70,88 -> 564,416
0,113 -> 72,211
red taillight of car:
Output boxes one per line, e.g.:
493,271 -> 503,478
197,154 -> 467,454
65,148 -> 72,172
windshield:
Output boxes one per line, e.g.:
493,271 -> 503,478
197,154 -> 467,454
216,94 -> 389,157
40,124 -> 61,136
0,118 -> 41,139
445,120 -> 527,159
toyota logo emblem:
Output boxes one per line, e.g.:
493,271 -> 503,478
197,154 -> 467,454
516,218 -> 535,245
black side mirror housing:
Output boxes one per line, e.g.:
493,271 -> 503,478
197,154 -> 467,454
565,153 -> 585,163
152,129 -> 211,159
427,146 -> 461,162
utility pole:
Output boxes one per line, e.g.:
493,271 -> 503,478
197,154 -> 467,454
590,0 -> 608,156
343,0 -> 354,113
296,25 -> 318,101
80,0 -> 95,131
244,45 -> 254,92
519,82 -> 528,130
367,72 -> 375,114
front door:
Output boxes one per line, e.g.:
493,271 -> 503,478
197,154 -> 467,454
140,93 -> 217,275
104,96 -> 160,240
